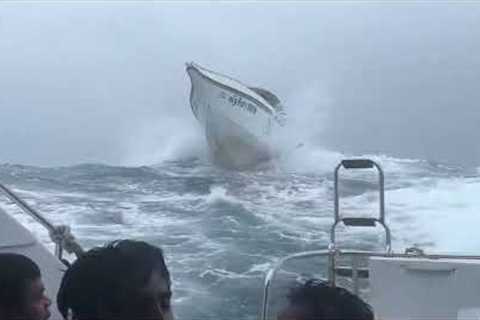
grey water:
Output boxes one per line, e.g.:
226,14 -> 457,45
1,154 -> 479,320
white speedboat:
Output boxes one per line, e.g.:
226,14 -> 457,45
186,62 -> 285,169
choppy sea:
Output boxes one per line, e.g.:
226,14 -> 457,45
1,148 -> 480,319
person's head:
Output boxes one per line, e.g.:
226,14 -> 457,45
57,240 -> 172,320
279,279 -> 374,320
0,253 -> 51,320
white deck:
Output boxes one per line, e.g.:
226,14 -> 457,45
370,256 -> 480,320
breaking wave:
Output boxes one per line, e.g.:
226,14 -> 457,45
0,152 -> 479,319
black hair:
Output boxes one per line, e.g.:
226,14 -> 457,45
287,279 -> 374,320
0,253 -> 41,311
57,240 -> 170,320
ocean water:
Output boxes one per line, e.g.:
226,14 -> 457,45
1,149 -> 479,319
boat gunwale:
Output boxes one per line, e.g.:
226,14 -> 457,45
186,63 -> 275,116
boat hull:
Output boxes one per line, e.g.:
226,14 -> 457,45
186,63 -> 276,169
205,108 -> 272,168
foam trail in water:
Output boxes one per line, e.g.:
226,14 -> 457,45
278,145 -> 345,174
387,176 -> 480,254
205,186 -> 241,205
270,81 -> 347,174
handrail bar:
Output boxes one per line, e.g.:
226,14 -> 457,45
333,159 -> 391,252
0,183 -> 56,231
0,183 -> 84,260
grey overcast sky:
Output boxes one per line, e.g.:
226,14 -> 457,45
1,1 -> 479,167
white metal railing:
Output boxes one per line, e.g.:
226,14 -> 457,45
260,159 -> 480,320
